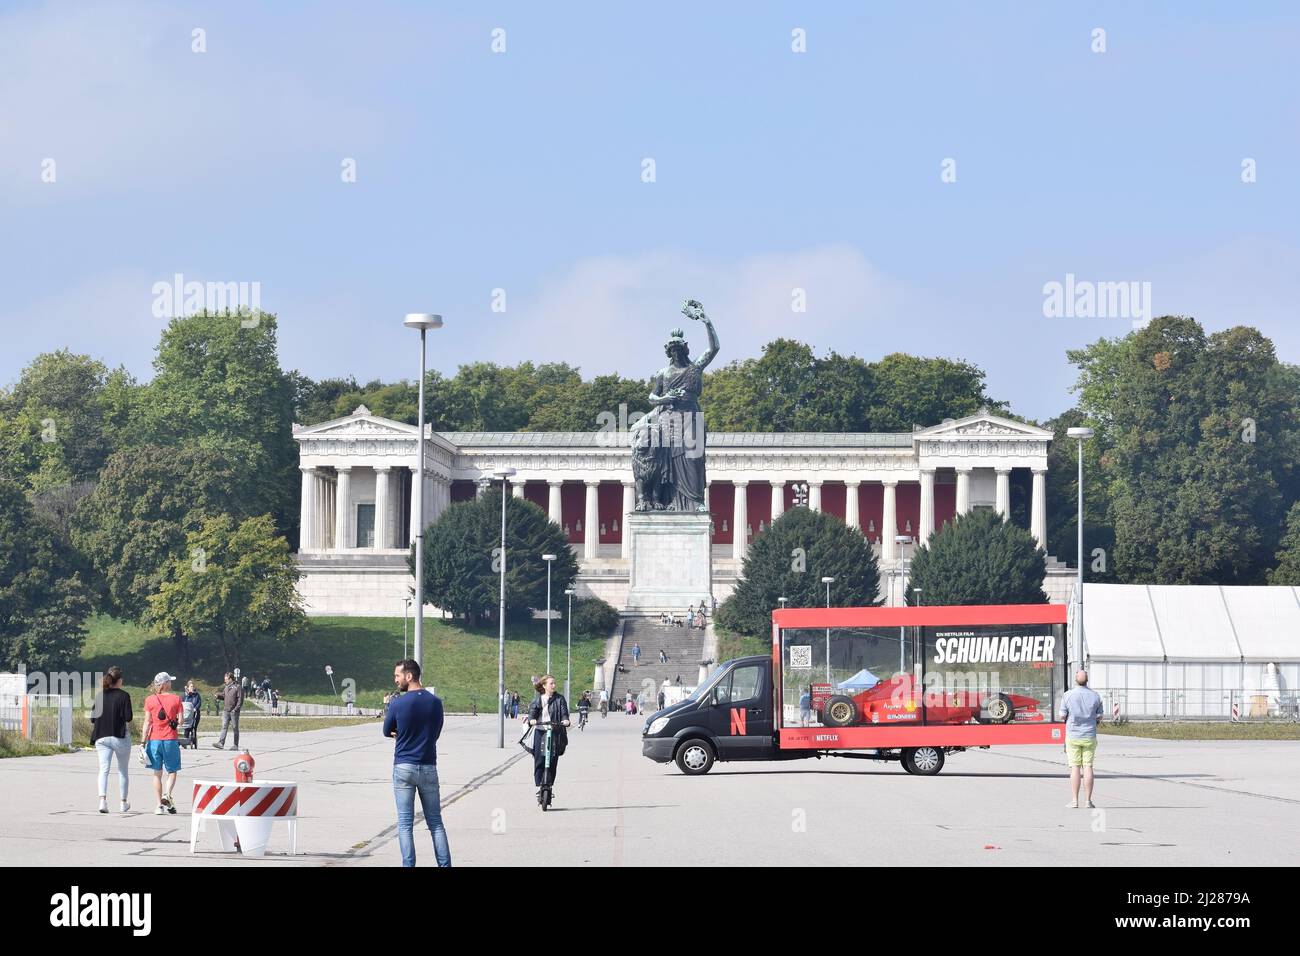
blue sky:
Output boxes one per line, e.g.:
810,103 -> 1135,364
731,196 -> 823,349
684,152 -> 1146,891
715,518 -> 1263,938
2,1 -> 1297,421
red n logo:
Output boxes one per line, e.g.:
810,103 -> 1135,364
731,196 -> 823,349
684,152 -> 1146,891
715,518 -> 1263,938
730,707 -> 746,735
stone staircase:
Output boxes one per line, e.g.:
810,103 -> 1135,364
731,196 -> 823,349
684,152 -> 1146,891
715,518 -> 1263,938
609,616 -> 706,709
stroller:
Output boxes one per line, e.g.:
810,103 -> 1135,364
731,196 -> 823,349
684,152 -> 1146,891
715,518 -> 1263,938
179,697 -> 200,749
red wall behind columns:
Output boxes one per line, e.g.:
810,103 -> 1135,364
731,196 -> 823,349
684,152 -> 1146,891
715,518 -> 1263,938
748,483 -> 772,540
934,482 -> 956,532
524,482 -> 548,512
860,483 -> 884,545
896,482 -> 920,539
598,482 -> 622,543
561,483 -> 585,544
821,482 -> 846,521
710,483 -> 735,544
451,480 -> 477,503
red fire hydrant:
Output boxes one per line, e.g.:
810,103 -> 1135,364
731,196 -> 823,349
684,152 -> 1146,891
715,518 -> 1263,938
233,749 -> 255,783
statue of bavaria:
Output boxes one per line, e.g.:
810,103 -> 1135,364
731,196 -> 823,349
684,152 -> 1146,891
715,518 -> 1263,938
631,299 -> 720,512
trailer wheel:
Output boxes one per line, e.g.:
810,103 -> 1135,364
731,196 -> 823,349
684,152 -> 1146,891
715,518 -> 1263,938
823,695 -> 858,728
675,739 -> 715,775
986,694 -> 1014,724
902,746 -> 945,776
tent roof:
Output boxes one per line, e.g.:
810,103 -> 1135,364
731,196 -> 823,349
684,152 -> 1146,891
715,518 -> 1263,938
1082,584 -> 1300,662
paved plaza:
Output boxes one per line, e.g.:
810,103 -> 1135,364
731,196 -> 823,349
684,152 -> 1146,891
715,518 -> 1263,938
2,717 -> 1296,866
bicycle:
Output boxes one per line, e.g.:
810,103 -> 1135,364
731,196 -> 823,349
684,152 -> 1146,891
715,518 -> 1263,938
578,708 -> 589,731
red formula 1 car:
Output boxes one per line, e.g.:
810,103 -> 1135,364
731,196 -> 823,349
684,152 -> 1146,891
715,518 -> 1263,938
811,674 -> 1046,728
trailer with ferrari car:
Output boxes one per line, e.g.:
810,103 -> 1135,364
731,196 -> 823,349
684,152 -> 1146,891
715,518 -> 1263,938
641,603 -> 1070,775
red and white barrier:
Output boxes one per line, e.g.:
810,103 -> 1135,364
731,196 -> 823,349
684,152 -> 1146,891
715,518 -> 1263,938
190,780 -> 299,857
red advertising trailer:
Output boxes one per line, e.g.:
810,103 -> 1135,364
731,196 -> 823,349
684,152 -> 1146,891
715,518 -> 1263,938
642,603 -> 1069,775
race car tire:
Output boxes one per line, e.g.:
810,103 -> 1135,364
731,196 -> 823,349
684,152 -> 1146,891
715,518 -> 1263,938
823,695 -> 858,728
900,753 -> 916,774
675,738 -> 715,776
902,746 -> 945,776
986,694 -> 1014,724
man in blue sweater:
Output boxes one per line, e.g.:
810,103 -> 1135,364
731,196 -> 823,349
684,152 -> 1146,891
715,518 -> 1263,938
382,659 -> 451,867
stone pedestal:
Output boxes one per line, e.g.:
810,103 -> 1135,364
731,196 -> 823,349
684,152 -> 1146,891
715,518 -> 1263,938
625,512 -> 713,610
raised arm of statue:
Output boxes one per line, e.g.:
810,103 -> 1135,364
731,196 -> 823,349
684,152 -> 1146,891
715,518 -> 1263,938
682,299 -> 719,370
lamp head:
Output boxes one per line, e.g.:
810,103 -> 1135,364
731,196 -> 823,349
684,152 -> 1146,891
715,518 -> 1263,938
1066,426 -> 1095,440
492,467 -> 517,479
821,576 -> 835,584
542,553 -> 557,562
404,313 -> 443,331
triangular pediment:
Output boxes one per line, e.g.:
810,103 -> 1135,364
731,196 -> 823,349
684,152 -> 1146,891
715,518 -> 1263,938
913,411 -> 1053,440
293,410 -> 419,438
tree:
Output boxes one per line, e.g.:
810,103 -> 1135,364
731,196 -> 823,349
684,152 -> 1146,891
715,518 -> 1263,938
907,508 -> 1047,606
1068,317 -> 1300,584
0,350 -> 135,491
864,352 -> 1005,431
716,506 -> 880,638
0,480 -> 94,671
289,372 -> 360,425
71,445 -> 260,666
146,514 -> 306,669
570,596 -> 620,636
130,311 -> 296,529
1268,502 -> 1300,585
416,487 -> 579,625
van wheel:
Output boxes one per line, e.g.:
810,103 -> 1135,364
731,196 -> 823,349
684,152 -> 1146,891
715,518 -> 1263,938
986,694 -> 1014,724
675,739 -> 715,775
902,746 -> 945,776
823,695 -> 858,728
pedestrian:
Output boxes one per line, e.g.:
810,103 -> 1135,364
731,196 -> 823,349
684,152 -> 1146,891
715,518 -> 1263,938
799,688 -> 812,727
1058,669 -> 1105,809
632,642 -> 641,666
90,665 -> 133,814
213,671 -> 243,750
658,648 -> 668,664
675,674 -> 683,687
511,692 -> 520,719
383,659 -> 451,867
181,679 -> 202,748
657,689 -> 665,710
142,672 -> 183,815
526,675 -> 571,803
686,608 -> 694,628
344,685 -> 356,716
502,690 -> 510,717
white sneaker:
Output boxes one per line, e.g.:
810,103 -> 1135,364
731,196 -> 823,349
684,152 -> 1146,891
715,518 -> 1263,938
98,798 -> 108,814
1086,800 -> 1096,809
120,802 -> 130,813
1065,800 -> 1079,809
155,805 -> 165,815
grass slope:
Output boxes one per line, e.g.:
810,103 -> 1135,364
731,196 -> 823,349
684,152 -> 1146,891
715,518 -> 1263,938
78,613 -> 610,713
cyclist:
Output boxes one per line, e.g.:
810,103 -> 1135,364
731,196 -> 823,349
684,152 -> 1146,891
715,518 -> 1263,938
577,691 -> 591,730
599,688 -> 609,718
527,675 -> 571,803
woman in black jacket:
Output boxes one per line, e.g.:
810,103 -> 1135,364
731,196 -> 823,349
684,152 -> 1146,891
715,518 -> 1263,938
527,675 -> 570,800
90,666 -> 133,814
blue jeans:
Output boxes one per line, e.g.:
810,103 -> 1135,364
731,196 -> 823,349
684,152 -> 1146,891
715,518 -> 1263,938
392,763 -> 451,867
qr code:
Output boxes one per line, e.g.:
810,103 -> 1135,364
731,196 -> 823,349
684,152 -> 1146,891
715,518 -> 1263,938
789,645 -> 812,669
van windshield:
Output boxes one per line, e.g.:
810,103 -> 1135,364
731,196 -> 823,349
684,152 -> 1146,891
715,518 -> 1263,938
683,661 -> 734,703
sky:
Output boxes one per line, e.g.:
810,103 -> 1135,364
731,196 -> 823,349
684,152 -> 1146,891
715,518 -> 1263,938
2,0 -> 1298,422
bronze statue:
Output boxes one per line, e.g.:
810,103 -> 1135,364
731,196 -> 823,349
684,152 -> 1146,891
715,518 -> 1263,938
631,299 -> 720,512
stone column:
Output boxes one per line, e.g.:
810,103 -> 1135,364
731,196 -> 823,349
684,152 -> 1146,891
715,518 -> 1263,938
808,480 -> 823,512
583,480 -> 599,561
732,481 -> 748,562
621,481 -> 635,560
1031,468 -> 1048,552
703,481 -> 710,510
548,481 -> 564,524
770,480 -> 785,522
919,469 -> 935,543
374,466 -> 390,548
955,468 -> 971,515
334,466 -> 352,550
995,468 -> 1011,521
511,480 -> 526,499
881,480 -> 898,562
321,476 -> 334,550
408,466 -> 422,546
299,467 -> 316,551
844,480 -> 860,529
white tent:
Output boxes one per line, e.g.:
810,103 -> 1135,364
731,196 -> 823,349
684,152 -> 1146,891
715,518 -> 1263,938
1077,584 -> 1300,718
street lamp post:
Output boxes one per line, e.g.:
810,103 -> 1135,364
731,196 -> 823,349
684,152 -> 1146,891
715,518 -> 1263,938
564,588 -> 576,701
403,594 -> 412,660
543,554 -> 557,674
493,467 -> 517,748
403,313 -> 443,670
1066,426 -> 1095,674
821,576 -> 835,683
